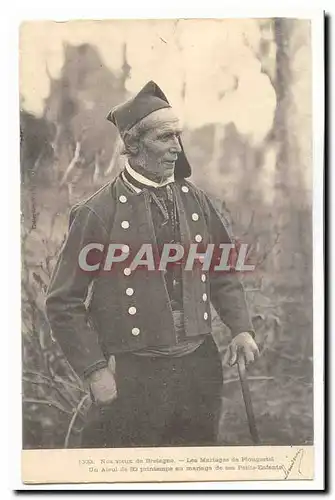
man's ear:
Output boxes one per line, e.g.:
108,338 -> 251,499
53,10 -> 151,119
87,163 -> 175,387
127,144 -> 139,156
123,131 -> 139,156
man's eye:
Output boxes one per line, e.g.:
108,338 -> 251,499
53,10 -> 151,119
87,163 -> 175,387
162,133 -> 180,140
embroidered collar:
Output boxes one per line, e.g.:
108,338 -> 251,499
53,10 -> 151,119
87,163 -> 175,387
123,159 -> 175,193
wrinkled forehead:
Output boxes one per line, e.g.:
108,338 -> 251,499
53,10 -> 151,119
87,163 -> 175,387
141,107 -> 181,132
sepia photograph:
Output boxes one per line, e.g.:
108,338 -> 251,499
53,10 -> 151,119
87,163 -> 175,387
19,15 -> 322,484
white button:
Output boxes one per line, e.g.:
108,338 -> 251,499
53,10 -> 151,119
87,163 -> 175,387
132,327 -> 140,336
202,293 -> 207,301
119,195 -> 127,203
192,213 -> 199,221
128,306 -> 137,315
126,287 -> 134,296
195,234 -> 202,242
201,274 -> 206,282
122,244 -> 130,253
204,312 -> 208,320
121,221 -> 130,229
124,268 -> 131,276
181,186 -> 189,193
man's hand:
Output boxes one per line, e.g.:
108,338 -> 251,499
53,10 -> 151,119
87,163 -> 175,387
88,365 -> 117,405
225,332 -> 259,367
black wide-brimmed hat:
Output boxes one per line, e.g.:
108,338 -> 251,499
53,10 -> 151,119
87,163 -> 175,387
107,81 -> 191,178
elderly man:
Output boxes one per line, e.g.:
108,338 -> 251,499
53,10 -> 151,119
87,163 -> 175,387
46,81 -> 259,448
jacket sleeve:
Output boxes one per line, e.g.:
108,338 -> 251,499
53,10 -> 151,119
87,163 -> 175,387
45,204 -> 109,379
200,191 -> 254,338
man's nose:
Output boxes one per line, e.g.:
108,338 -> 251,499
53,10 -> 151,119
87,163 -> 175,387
170,136 -> 182,154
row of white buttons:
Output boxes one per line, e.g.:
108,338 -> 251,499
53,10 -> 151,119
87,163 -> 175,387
119,196 -> 129,230
129,303 -> 140,335
119,193 -> 137,335
192,210 -> 202,244
182,187 -> 201,233
120,235 -> 137,334
121,186 -> 207,325
126,289 -> 139,335
201,273 -> 208,320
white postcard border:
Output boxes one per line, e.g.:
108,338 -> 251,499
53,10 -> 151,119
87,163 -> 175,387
2,2 -> 325,492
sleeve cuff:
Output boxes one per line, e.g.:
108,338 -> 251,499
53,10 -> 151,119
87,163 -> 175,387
231,329 -> 256,339
83,360 -> 108,379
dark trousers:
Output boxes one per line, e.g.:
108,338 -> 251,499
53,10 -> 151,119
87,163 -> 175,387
81,335 -> 223,448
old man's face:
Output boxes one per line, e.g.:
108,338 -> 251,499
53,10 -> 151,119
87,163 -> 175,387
131,107 -> 183,182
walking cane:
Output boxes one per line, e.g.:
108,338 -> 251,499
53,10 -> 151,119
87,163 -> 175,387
237,356 -> 260,444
